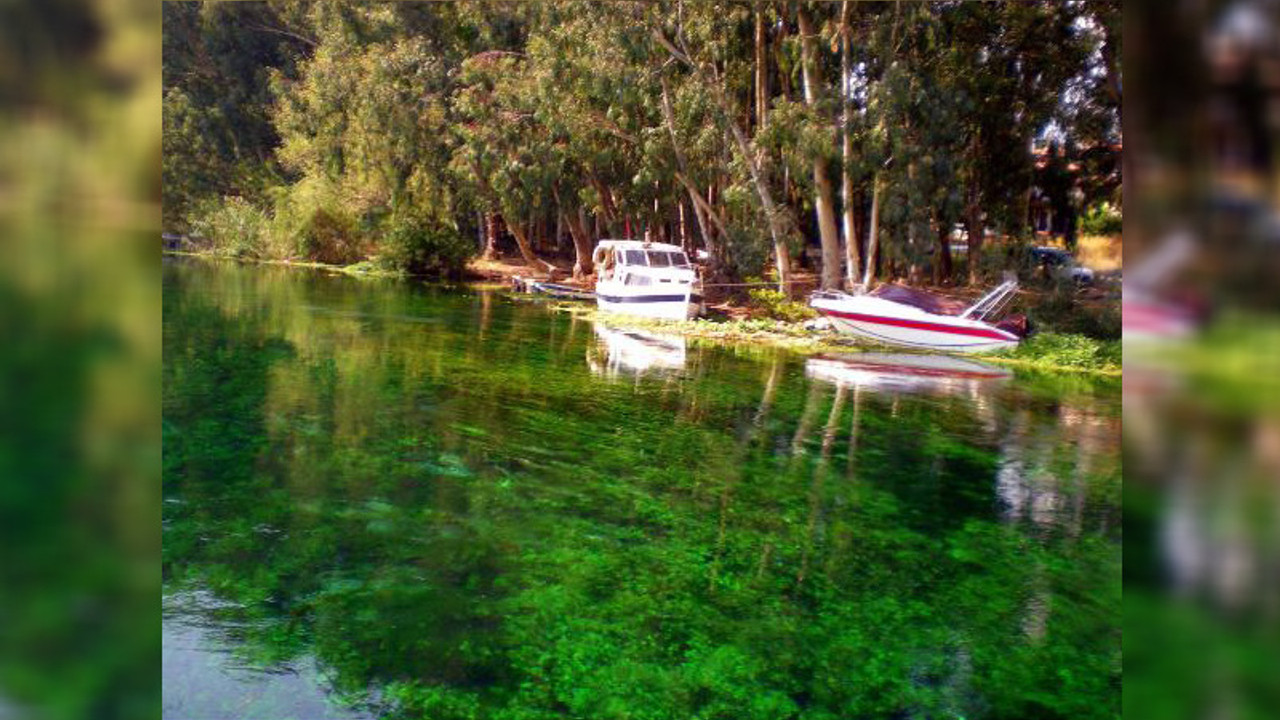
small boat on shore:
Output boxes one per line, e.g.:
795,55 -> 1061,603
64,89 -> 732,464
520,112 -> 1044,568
592,240 -> 703,320
530,280 -> 596,301
809,279 -> 1027,353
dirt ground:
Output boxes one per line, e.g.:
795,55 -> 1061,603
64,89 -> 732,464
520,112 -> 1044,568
1076,235 -> 1122,272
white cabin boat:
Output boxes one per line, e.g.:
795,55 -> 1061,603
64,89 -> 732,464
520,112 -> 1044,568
809,279 -> 1026,353
592,240 -> 703,320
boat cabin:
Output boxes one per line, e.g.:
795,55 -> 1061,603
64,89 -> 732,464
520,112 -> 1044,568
594,240 -> 694,285
592,240 -> 703,320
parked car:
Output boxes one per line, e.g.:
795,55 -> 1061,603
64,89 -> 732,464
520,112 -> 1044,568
1030,246 -> 1094,284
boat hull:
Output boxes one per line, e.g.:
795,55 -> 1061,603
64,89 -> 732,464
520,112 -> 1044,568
812,296 -> 1020,353
597,292 -> 702,321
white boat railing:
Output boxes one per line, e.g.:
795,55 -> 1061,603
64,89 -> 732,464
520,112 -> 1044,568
809,289 -> 852,302
961,278 -> 1018,321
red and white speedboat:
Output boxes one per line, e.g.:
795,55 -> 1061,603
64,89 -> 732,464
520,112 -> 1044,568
809,279 -> 1026,353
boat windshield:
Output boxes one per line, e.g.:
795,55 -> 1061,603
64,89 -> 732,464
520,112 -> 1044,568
645,250 -> 691,268
623,250 -> 647,266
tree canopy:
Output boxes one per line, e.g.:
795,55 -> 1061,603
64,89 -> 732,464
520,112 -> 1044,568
163,0 -> 1120,285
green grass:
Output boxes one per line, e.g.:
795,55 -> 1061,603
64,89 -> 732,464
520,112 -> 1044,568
989,332 -> 1121,375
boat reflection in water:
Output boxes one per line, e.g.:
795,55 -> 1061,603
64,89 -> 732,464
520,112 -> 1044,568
804,352 -> 1012,396
587,324 -> 687,380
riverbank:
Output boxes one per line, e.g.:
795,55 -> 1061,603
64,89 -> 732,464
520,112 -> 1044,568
164,250 -> 1119,375
162,249 -> 411,278
550,303 -> 1120,375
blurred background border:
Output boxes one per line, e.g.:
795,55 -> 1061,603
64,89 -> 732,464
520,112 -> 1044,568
0,0 -> 160,718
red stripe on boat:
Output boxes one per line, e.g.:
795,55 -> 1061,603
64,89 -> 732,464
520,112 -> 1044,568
818,309 -> 1015,341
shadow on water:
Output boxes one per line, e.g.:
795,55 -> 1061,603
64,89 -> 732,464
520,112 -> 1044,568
162,258 -> 1120,720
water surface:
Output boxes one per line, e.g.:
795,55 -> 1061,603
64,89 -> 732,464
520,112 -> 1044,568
162,258 -> 1120,719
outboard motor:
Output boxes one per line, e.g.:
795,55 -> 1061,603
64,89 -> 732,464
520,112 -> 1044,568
995,313 -> 1033,338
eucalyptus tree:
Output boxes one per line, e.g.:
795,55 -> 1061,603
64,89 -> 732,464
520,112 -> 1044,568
452,50 -> 557,274
647,0 -> 797,293
523,2 -> 660,277
162,1 -> 306,229
269,3 -> 469,270
795,2 -> 843,289
937,1 -> 1090,283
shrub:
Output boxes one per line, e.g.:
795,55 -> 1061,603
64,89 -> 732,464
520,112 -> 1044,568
1030,283 -> 1121,340
1002,332 -> 1120,372
267,179 -> 365,264
186,196 -> 268,259
1079,202 -> 1122,237
747,287 -> 817,322
296,207 -> 363,265
378,212 -> 475,277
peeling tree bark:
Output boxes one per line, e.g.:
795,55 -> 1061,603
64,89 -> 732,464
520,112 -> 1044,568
755,7 -> 768,132
797,4 -> 842,290
554,185 -> 595,279
839,0 -> 860,288
862,174 -> 881,286
565,208 -> 594,279
483,211 -> 499,260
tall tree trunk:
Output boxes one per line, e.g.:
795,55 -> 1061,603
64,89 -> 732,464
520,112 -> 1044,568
653,28 -> 792,292
755,7 -> 768,132
839,0 -> 860,288
588,171 -> 619,236
936,219 -> 953,284
553,184 -> 595,280
483,211 -> 499,260
862,174 -> 881,286
507,217 -> 554,275
797,4 -> 842,290
566,208 -> 594,280
678,200 -> 689,251
965,184 -> 984,286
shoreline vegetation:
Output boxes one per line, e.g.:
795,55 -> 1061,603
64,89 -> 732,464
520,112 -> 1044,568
163,1 -> 1122,377
164,1 -> 1121,317
165,249 -> 1120,376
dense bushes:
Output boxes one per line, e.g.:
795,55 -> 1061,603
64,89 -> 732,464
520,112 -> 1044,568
380,213 -> 475,278
999,331 -> 1120,372
747,288 -> 817,322
184,192 -> 476,276
186,196 -> 268,259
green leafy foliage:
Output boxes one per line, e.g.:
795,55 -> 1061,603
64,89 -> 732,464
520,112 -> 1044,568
162,1 -> 1120,288
999,332 -> 1120,373
380,212 -> 474,277
186,195 -> 269,259
747,287 -> 818,322
1079,202 -> 1122,237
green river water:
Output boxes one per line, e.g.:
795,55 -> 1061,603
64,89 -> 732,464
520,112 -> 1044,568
162,257 -> 1120,720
